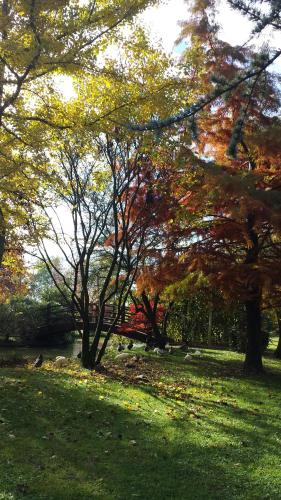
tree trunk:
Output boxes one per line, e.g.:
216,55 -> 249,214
88,303 -> 105,368
243,212 -> 263,374
162,302 -> 173,338
275,312 -> 281,359
141,291 -> 166,348
81,322 -> 91,368
244,297 -> 263,373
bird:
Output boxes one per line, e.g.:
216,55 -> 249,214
127,340 -> 134,350
33,354 -> 43,368
117,343 -> 125,352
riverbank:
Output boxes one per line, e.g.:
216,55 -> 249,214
0,348 -> 281,499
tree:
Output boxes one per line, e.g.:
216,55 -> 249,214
126,0 -> 281,133
0,0 -> 160,264
0,246 -> 27,302
124,155 -> 184,347
120,0 -> 281,371
167,4 -> 281,372
28,133 -> 159,368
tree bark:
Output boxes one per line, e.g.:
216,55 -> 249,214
81,321 -> 91,368
244,297 -> 263,373
141,291 -> 166,348
244,213 -> 263,373
243,212 -> 263,374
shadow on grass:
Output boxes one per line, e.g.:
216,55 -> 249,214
0,358 -> 281,500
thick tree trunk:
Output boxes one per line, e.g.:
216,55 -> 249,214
244,297 -> 263,373
275,312 -> 281,359
81,322 -> 91,369
141,291 -> 166,348
88,302 -> 106,368
243,212 -> 263,374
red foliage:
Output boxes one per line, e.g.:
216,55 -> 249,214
118,302 -> 165,333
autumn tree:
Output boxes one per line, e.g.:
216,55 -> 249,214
127,0 -> 281,133
0,246 -> 27,302
120,0 -> 281,370
28,132 -> 161,368
163,1 -> 281,373
0,0 -> 160,265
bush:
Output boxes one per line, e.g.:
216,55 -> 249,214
0,298 -> 75,346
0,303 -> 15,342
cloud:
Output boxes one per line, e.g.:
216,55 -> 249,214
140,0 -> 188,53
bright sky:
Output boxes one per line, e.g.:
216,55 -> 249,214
142,0 -> 281,57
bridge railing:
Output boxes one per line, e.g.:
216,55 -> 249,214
35,302 -> 132,330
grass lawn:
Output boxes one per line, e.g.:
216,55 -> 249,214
0,347 -> 281,500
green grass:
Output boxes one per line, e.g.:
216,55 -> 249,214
0,347 -> 281,500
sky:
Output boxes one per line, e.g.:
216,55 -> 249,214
141,0 -> 281,79
141,0 -> 281,58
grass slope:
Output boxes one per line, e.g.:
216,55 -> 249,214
0,348 -> 281,500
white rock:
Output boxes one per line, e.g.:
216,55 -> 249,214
194,350 -> 202,356
184,354 -> 192,361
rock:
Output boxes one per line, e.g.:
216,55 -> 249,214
194,350 -> 202,356
184,353 -> 192,361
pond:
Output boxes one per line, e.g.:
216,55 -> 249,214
0,338 -> 82,362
